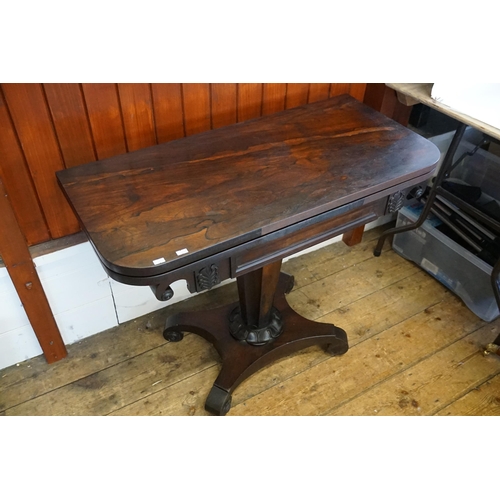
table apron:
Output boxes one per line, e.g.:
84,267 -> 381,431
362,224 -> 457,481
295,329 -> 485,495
104,196 -> 387,301
232,199 -> 384,276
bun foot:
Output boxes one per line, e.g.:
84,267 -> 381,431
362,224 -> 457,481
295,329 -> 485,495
205,386 -> 232,416
163,329 -> 184,342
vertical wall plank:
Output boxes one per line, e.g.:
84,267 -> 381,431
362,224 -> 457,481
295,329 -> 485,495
379,87 -> 399,118
211,83 -> 237,129
237,83 -> 263,122
363,83 -> 386,110
182,83 -> 211,136
285,83 -> 310,109
151,83 -> 185,143
349,83 -> 367,102
1,83 -> 80,239
329,83 -> 351,97
81,83 -> 128,159
379,87 -> 412,126
391,101 -> 412,126
44,83 -> 96,168
364,84 -> 410,125
0,89 -> 50,245
308,84 -> 331,103
262,83 -> 287,116
117,83 -> 157,152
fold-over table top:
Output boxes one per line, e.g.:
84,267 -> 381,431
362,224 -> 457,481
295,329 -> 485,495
57,94 -> 439,278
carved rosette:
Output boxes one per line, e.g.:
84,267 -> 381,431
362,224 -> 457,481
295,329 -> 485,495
228,306 -> 284,345
387,191 -> 405,213
196,264 -> 220,291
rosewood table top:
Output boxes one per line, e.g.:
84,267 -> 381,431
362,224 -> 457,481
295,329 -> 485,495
57,94 -> 439,282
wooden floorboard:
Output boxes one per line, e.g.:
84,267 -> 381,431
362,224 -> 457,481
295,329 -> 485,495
2,224 -> 500,416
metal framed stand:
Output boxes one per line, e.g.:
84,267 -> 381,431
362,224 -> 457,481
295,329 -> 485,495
373,123 -> 467,256
374,122 -> 500,355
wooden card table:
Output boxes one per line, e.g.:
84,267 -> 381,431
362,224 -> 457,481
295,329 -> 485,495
57,95 -> 439,415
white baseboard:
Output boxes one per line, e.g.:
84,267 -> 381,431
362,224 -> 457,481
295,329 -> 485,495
110,279 -> 192,324
0,214 -> 394,370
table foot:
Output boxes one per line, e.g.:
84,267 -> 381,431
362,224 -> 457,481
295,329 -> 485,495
163,329 -> 184,342
205,386 -> 232,416
163,272 -> 348,415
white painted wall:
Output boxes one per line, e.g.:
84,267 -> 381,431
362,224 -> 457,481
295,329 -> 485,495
0,214 -> 394,370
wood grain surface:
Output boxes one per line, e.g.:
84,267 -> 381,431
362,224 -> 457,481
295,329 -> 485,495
117,83 -> 157,152
57,94 -> 439,278
182,84 -> 211,136
44,83 -> 97,168
211,84 -> 238,128
151,83 -> 185,142
262,83 -> 287,115
81,83 -> 128,160
285,83 -> 310,109
237,83 -> 263,122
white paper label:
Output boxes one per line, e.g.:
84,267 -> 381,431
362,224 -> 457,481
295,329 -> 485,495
421,258 -> 439,276
176,248 -> 189,256
153,257 -> 166,265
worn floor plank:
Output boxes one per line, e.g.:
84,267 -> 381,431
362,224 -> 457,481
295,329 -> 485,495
327,324 -> 500,416
1,223 -> 498,416
4,335 -> 219,416
435,372 -> 500,416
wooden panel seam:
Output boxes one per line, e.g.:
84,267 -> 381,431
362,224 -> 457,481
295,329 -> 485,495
79,83 -> 100,159
179,83 -> 188,137
149,83 -> 159,145
39,84 -> 70,170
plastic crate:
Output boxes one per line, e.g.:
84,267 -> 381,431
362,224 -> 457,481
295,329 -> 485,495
392,204 -> 499,322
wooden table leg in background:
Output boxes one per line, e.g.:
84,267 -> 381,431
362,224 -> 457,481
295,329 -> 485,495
342,224 -> 365,247
0,177 -> 67,363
